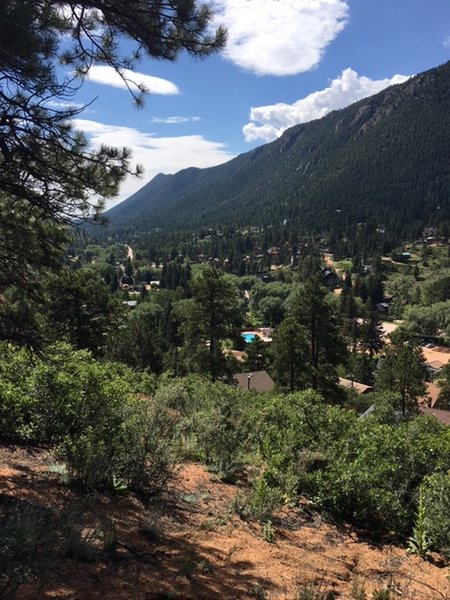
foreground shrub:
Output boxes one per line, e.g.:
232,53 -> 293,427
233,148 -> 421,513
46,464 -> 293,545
118,396 -> 178,493
234,474 -> 283,522
192,382 -> 250,481
257,391 -> 450,537
422,472 -> 450,557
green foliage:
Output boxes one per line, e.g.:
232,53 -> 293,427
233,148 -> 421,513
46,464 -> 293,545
288,277 -> 347,396
375,331 -> 427,415
421,270 -> 450,305
234,475 -> 283,522
44,268 -> 125,355
0,343 -> 176,493
0,0 -> 224,218
371,589 -> 392,600
117,396 -> 177,494
0,500 -> 120,598
403,300 -> 450,343
407,487 -> 430,559
436,363 -> 450,408
421,472 -> 450,557
249,583 -> 268,600
107,301 -> 167,372
255,389 -> 450,537
245,337 -> 270,372
270,316 -> 309,392
295,581 -> 335,600
191,381 -> 249,480
351,579 -> 367,600
176,267 -> 243,379
261,520 -> 275,543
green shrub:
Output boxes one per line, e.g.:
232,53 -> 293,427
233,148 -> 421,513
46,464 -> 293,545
422,472 -> 450,557
118,396 -> 178,494
234,474 -> 283,522
295,581 -> 335,600
407,487 -> 430,558
0,345 -> 34,442
190,380 -> 250,481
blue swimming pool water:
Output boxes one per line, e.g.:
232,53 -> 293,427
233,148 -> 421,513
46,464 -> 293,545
241,332 -> 256,343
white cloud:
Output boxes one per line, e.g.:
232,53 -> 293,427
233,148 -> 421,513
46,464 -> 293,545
211,0 -> 349,76
243,68 -> 411,142
150,115 -> 201,124
84,65 -> 179,95
73,119 -> 234,207
46,100 -> 86,110
444,35 -> 450,48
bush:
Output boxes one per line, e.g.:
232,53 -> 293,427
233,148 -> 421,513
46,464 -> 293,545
0,345 -> 34,442
189,380 -> 250,481
118,396 -> 178,494
234,474 -> 283,522
256,390 -> 450,538
422,472 -> 450,557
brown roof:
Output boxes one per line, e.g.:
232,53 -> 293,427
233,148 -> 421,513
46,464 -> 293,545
421,346 -> 450,366
419,406 -> 450,426
339,378 -> 372,395
419,382 -> 441,408
234,370 -> 274,393
425,382 -> 441,408
426,359 -> 444,370
227,349 -> 247,363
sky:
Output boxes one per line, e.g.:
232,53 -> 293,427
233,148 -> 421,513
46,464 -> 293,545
68,0 -> 450,208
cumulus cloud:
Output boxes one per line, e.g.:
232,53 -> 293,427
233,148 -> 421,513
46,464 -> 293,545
74,119 -> 234,206
84,65 -> 179,95
211,0 -> 349,76
444,35 -> 450,48
243,68 -> 411,142
150,115 -> 201,124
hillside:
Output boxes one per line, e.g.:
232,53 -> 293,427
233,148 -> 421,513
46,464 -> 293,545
2,445 -> 449,600
105,61 -> 450,251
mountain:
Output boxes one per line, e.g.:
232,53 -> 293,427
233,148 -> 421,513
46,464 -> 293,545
105,61 -> 450,250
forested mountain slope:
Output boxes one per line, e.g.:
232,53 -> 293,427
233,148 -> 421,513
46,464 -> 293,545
106,61 -> 450,249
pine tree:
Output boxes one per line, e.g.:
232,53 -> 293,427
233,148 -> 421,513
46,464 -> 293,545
0,0 -> 225,309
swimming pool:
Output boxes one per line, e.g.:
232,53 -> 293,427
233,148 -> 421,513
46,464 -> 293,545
241,332 -> 256,343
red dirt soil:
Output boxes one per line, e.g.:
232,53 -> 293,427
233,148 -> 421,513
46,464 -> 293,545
1,445 -> 449,600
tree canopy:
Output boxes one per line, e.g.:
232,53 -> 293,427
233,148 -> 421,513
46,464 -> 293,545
0,0 -> 225,224
0,0 -> 225,346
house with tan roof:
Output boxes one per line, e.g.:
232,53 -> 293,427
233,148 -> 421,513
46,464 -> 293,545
339,378 -> 372,395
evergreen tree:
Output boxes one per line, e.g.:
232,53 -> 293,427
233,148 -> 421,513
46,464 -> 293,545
44,268 -> 124,355
270,317 -> 308,392
245,337 -> 269,372
376,330 -> 427,415
360,309 -> 384,359
290,276 -> 346,395
179,267 -> 242,380
0,0 -> 224,300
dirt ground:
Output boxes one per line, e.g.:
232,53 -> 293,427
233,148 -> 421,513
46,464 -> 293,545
1,445 -> 449,600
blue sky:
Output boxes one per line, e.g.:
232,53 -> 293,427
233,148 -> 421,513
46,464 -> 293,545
69,0 -> 450,207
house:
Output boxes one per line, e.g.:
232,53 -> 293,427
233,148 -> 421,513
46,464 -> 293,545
426,359 -> 444,379
123,300 -> 138,308
320,268 -> 340,290
419,406 -> 450,426
419,381 -> 450,410
419,382 -> 441,408
375,302 -> 390,315
234,370 -> 274,393
339,378 -> 372,395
